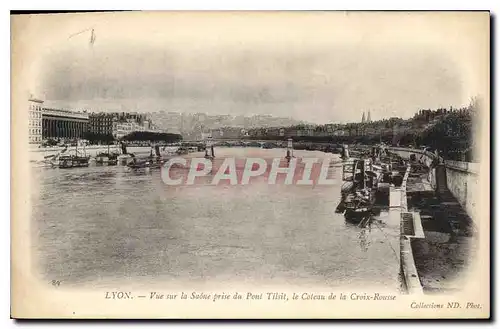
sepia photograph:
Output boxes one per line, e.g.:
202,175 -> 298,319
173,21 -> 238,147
11,10 -> 490,319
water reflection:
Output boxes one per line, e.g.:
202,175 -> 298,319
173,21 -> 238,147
358,229 -> 370,252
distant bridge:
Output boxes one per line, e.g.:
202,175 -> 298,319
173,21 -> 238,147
181,139 -> 338,145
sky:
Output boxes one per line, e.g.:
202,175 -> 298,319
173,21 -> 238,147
21,12 -> 488,124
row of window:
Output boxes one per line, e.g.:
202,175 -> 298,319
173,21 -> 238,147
29,120 -> 41,127
29,136 -> 42,143
29,111 -> 42,119
30,105 -> 42,112
29,129 -> 41,135
44,123 -> 87,127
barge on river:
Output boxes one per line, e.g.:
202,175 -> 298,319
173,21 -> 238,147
95,144 -> 119,166
338,158 -> 379,222
57,143 -> 90,169
336,144 -> 401,223
58,154 -> 90,168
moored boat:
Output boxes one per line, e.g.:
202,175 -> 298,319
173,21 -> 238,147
176,146 -> 189,155
336,156 -> 379,220
95,144 -> 120,165
126,153 -> 165,171
58,154 -> 90,168
57,142 -> 90,169
343,189 -> 375,223
96,152 -> 119,166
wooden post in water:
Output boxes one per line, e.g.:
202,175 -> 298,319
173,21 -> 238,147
286,138 -> 293,159
360,159 -> 366,189
205,136 -> 214,159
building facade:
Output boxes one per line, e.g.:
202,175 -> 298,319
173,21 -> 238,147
113,112 -> 146,125
210,127 -> 245,140
113,119 -> 141,140
112,118 -> 159,140
88,113 -> 115,135
42,108 -> 89,139
29,97 -> 44,144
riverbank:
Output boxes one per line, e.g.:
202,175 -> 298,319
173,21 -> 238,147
404,161 -> 477,293
347,144 -> 477,294
407,187 -> 477,293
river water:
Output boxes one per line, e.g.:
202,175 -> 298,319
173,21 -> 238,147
30,147 -> 401,290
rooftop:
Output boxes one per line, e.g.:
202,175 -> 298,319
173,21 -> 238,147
43,107 -> 89,119
29,97 -> 44,103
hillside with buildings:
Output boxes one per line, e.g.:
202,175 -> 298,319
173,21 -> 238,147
146,111 -> 307,139
242,105 -> 476,161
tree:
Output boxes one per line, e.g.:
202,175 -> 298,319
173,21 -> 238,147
82,132 -> 115,145
418,111 -> 473,160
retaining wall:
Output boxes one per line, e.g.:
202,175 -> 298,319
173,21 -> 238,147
387,147 -> 479,223
443,160 -> 480,221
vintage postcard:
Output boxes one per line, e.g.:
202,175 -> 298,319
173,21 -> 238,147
11,11 -> 490,319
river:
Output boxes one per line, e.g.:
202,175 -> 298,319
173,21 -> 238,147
30,147 -> 401,291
